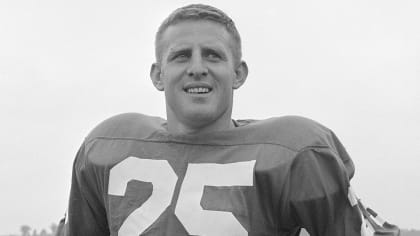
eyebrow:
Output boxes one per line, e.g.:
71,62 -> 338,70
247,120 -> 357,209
166,44 -> 228,60
168,45 -> 188,53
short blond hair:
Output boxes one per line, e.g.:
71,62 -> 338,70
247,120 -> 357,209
155,4 -> 242,64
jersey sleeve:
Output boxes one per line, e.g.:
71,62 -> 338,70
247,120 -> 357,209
288,147 -> 362,236
64,142 -> 110,236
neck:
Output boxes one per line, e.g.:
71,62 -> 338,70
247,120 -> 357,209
166,108 -> 235,135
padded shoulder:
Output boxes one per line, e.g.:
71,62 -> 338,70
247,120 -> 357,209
260,116 -> 354,179
85,113 -> 166,143
238,116 -> 335,152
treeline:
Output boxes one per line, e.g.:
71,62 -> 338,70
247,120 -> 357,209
5,224 -> 420,236
10,224 -> 58,236
401,229 -> 420,236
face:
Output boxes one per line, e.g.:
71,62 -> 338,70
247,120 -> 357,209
151,20 -> 248,132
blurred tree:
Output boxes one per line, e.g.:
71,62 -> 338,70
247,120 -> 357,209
39,229 -> 47,236
31,229 -> 37,236
50,223 -> 58,235
20,225 -> 31,236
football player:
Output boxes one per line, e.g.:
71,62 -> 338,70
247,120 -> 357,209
63,4 -> 399,236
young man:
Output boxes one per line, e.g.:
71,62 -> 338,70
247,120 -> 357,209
63,4 -> 399,236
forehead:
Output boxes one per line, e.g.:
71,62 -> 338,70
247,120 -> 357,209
159,20 -> 235,54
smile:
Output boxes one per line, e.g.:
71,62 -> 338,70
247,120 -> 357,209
183,83 -> 213,94
185,87 -> 211,94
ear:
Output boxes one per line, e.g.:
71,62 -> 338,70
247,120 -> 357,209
150,63 -> 164,91
232,61 -> 248,89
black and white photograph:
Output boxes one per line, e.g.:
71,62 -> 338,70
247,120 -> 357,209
0,1 -> 419,235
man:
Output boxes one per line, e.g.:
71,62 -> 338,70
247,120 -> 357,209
63,4 -> 399,236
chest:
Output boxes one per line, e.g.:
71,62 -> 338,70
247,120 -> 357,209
90,140 -> 296,235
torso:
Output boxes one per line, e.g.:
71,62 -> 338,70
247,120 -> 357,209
81,113 -> 352,236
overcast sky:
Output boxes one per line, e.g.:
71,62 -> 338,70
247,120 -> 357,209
0,0 -> 419,234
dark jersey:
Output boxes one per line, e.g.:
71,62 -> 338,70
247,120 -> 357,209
65,113 -> 364,236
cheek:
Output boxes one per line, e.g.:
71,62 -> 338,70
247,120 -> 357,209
212,66 -> 236,83
162,67 -> 185,87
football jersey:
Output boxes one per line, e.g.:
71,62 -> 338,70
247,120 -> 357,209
65,113 -> 363,236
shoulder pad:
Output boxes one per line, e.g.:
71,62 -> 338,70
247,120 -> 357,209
241,116 -> 335,151
85,113 -> 166,143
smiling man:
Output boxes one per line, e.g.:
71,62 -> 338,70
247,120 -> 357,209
63,4 -> 399,236
150,13 -> 248,135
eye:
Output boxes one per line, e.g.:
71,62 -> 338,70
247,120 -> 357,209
172,53 -> 189,62
204,50 -> 222,61
207,53 -> 220,60
169,50 -> 191,62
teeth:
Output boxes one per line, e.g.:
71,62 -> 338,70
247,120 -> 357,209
187,87 -> 210,94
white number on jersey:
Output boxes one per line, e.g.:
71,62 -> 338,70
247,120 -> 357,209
108,157 -> 178,236
108,157 -> 255,236
175,161 -> 255,236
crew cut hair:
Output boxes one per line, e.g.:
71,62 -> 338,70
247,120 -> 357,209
155,4 -> 242,64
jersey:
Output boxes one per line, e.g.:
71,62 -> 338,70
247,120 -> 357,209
64,113 -> 364,236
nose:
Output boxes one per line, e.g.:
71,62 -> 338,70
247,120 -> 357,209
186,55 -> 208,78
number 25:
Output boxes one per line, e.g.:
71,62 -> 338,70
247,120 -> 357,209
108,157 -> 255,236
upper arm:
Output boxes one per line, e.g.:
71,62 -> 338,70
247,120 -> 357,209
288,148 -> 362,236
65,142 -> 110,236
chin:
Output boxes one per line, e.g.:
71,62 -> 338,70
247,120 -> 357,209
168,100 -> 230,130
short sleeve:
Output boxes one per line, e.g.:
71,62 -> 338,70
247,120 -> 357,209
64,142 -> 110,236
288,147 -> 362,236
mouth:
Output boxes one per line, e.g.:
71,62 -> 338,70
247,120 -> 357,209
183,85 -> 213,94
